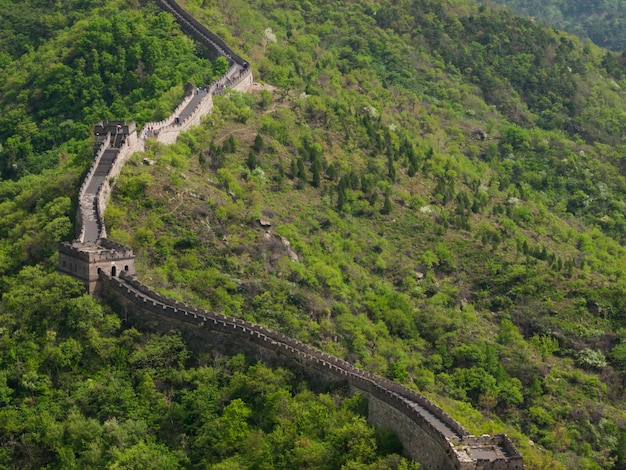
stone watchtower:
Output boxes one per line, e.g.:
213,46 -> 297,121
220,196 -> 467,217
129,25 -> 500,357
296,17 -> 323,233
58,239 -> 136,295
59,119 -> 139,295
94,120 -> 137,149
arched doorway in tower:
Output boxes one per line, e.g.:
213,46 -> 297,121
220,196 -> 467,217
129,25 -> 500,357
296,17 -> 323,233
111,266 -> 117,277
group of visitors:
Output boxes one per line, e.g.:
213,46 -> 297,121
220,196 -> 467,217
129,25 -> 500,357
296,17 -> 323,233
143,126 -> 159,139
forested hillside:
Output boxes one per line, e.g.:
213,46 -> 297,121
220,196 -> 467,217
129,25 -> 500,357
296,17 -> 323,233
3,0 -> 626,468
0,0 -> 217,179
490,0 -> 626,52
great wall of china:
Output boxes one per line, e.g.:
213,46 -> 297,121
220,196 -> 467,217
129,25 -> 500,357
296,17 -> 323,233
58,1 -> 524,468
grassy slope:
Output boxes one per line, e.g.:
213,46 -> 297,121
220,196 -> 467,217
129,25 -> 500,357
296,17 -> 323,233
489,0 -> 626,51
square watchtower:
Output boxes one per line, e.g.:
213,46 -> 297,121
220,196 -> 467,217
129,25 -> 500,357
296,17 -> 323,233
59,239 -> 136,295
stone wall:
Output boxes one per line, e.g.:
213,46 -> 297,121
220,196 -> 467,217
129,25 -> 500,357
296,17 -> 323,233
73,121 -> 142,243
137,0 -> 253,146
150,67 -> 253,145
459,435 -> 524,470
151,90 -> 215,145
93,137 -> 142,239
139,91 -> 198,143
76,133 -> 111,242
230,66 -> 254,92
154,0 -> 247,65
59,239 -> 136,294
100,271 -> 524,469
59,246 -> 94,286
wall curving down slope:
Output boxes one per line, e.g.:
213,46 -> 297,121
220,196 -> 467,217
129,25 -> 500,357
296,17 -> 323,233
58,0 -> 524,468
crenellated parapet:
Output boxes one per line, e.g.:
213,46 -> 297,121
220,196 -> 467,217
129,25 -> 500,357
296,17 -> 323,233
92,132 -> 142,239
76,132 -> 111,242
457,435 -> 524,469
154,0 -> 248,66
136,0 -> 252,146
140,89 -> 199,140
100,271 -> 524,469
60,0 -> 253,288
73,121 -> 143,243
145,65 -> 252,144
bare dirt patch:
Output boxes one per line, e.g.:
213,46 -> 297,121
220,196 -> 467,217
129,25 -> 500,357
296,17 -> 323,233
248,82 -> 278,93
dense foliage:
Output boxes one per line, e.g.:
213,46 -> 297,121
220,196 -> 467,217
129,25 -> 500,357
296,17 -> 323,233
4,0 -> 626,468
0,0 -> 216,179
0,268 -> 413,469
490,0 -> 626,52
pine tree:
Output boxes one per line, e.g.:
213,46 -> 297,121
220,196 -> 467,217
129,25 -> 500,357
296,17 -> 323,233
387,154 -> 396,182
297,158 -> 306,179
246,151 -> 259,171
326,162 -> 338,181
223,135 -> 237,153
290,158 -> 298,179
252,134 -> 264,153
381,192 -> 392,215
311,159 -> 321,188
274,161 -> 285,188
337,185 -> 346,211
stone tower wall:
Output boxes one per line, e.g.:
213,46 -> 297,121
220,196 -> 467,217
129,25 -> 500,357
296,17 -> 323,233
59,240 -> 136,294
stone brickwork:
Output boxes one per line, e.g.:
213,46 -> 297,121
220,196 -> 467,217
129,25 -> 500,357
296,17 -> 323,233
76,121 -> 141,242
99,271 -> 524,469
61,0 -> 253,287
366,393 -> 459,468
76,132 -> 111,241
57,0 -> 524,467
59,239 -> 136,294
154,0 -> 248,65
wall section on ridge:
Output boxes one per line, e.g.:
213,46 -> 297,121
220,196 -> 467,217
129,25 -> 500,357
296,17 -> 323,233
100,271 -> 523,469
94,136 -> 143,239
76,133 -> 111,242
154,0 -> 247,65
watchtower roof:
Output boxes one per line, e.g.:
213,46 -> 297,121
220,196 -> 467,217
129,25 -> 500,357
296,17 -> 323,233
59,238 -> 135,262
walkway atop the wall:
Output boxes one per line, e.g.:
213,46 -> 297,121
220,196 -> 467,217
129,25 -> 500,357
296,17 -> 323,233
175,67 -> 243,124
410,401 -> 459,439
177,87 -> 209,122
82,147 -> 117,241
104,269 -> 524,468
111,274 -> 466,442
110,270 -> 462,440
